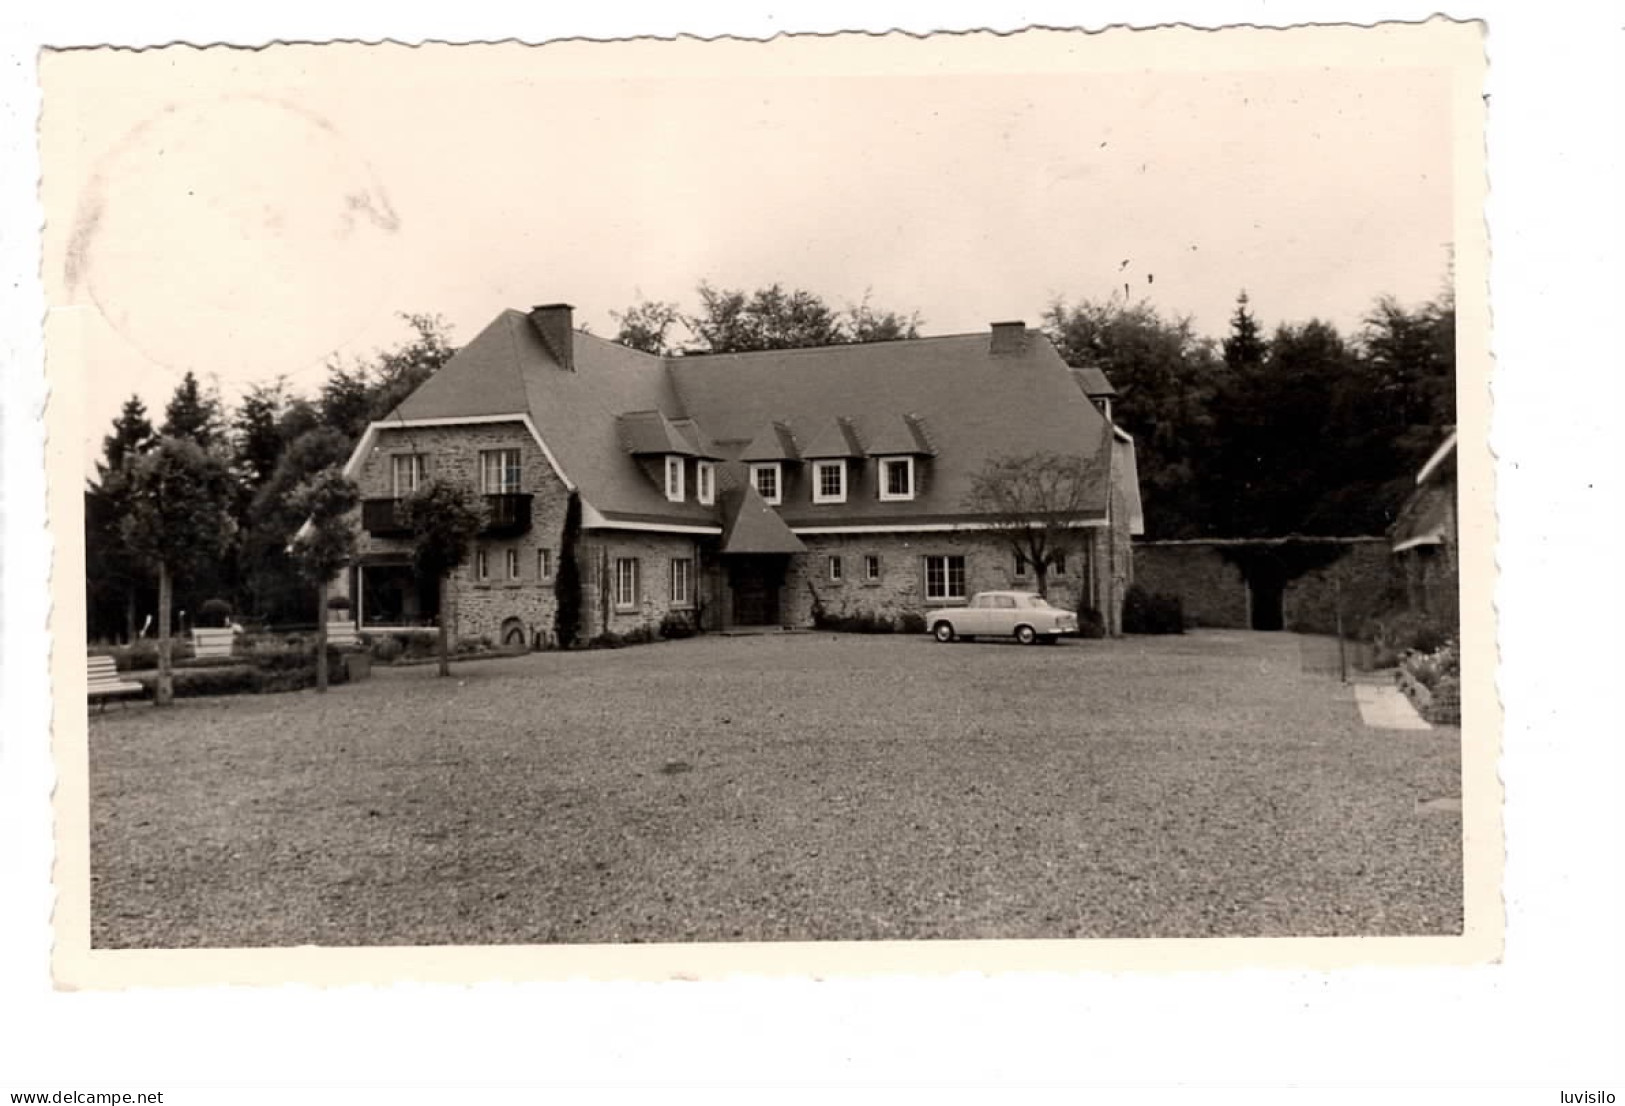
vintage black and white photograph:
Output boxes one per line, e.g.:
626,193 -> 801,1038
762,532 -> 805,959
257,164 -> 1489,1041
43,22 -> 1493,975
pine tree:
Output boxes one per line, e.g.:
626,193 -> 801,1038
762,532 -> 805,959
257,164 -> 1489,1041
98,395 -> 155,479
1221,291 -> 1268,372
553,491 -> 584,648
160,371 -> 223,448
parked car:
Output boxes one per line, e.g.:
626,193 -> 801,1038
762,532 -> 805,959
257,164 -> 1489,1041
928,591 -> 1079,644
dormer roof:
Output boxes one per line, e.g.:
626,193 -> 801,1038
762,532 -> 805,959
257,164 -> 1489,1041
617,410 -> 698,456
799,416 -> 866,459
864,413 -> 936,457
738,421 -> 801,463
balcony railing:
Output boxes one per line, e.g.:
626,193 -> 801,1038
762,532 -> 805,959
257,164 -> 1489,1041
362,493 -> 533,539
482,493 -> 533,537
361,498 -> 412,537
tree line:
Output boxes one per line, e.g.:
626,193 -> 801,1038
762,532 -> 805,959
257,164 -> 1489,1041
84,278 -> 1454,647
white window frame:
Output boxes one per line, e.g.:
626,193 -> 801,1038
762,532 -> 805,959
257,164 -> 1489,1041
696,460 -> 716,506
1013,553 -> 1029,579
391,453 -> 428,497
878,456 -> 915,502
613,557 -> 640,611
670,558 -> 694,609
475,549 -> 491,583
664,455 -> 685,503
924,554 -> 967,602
812,460 -> 847,504
480,448 -> 523,494
829,555 -> 843,582
537,548 -> 553,581
750,462 -> 782,505
505,548 -> 520,581
864,554 -> 881,582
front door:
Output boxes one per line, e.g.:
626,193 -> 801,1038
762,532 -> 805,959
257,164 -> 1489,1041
728,556 -> 784,626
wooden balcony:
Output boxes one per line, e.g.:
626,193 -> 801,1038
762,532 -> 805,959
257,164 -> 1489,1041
361,498 -> 412,537
482,493 -> 533,537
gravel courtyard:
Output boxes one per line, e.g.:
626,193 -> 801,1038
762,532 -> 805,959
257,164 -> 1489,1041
89,631 -> 1463,947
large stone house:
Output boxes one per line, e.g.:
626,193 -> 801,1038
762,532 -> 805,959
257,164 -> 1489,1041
331,303 -> 1143,644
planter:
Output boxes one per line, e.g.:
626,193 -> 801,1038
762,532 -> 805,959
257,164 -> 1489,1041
343,652 -> 372,682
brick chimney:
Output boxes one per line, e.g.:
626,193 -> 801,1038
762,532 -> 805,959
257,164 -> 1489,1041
528,303 -> 575,371
990,320 -> 1027,355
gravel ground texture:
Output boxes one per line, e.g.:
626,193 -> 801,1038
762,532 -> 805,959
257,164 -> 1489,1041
89,630 -> 1463,947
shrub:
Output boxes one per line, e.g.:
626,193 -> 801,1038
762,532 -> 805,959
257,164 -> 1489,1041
370,634 -> 405,663
1122,585 -> 1185,634
1362,610 -> 1453,666
92,640 -> 197,672
1075,607 -> 1107,639
588,630 -> 627,649
898,611 -> 927,635
199,598 -> 233,627
659,610 -> 698,639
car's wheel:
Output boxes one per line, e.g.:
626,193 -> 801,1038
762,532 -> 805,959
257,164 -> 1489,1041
1015,624 -> 1038,645
932,621 -> 956,643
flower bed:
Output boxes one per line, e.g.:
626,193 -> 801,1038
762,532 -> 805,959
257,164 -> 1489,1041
1395,639 -> 1461,725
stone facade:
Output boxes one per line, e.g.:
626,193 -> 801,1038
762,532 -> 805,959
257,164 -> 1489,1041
1280,539 -> 1396,635
782,526 -> 1118,630
1132,544 -> 1250,628
337,419 -> 1138,641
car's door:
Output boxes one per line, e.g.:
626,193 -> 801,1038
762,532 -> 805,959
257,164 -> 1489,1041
989,594 -> 1020,636
959,593 -> 994,634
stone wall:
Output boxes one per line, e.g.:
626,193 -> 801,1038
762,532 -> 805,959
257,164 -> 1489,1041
338,420 -> 573,644
1280,539 -> 1397,635
576,530 -> 711,639
782,528 -> 1111,629
1133,538 -> 1400,633
1132,543 -> 1250,628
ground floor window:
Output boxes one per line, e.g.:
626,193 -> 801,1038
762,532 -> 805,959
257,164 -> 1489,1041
475,549 -> 491,582
670,557 -> 694,608
614,557 -> 640,610
829,555 -> 843,582
505,548 -> 520,580
864,554 -> 881,582
537,548 -> 553,581
924,554 -> 967,601
1053,550 -> 1067,575
1013,553 -> 1028,579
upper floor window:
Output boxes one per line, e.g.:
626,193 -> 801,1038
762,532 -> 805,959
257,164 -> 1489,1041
391,453 -> 428,497
696,461 -> 716,506
751,462 -> 782,506
481,449 -> 522,494
812,460 -> 847,504
878,456 -> 915,502
664,455 -> 685,503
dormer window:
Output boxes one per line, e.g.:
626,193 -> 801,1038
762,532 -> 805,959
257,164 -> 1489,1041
812,460 -> 847,504
664,455 -> 685,502
878,456 -> 915,502
751,462 -> 782,506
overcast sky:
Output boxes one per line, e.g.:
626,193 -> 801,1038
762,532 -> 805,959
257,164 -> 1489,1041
42,29 -> 1461,478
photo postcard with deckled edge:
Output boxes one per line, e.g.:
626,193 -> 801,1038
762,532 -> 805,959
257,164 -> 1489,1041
42,20 -> 1498,989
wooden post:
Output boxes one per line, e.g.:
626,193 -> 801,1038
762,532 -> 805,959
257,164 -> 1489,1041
1335,569 -> 1348,684
156,560 -> 174,707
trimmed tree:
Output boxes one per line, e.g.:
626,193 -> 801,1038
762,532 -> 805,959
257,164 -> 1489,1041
553,490 -> 584,648
118,437 -> 235,706
399,478 -> 486,677
287,467 -> 361,692
964,449 -> 1106,600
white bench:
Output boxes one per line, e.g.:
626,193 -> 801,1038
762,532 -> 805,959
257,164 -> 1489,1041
193,627 -> 235,659
326,620 -> 359,647
87,655 -> 144,710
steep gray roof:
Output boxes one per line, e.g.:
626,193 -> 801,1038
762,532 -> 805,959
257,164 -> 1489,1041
385,313 -> 1117,529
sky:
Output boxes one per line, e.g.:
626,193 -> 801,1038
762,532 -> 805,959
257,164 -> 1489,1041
41,29 -> 1460,479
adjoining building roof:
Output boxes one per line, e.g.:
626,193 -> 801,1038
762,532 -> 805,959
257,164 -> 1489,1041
383,312 -> 1119,531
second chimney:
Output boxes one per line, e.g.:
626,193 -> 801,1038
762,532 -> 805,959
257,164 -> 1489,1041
990,320 -> 1027,356
529,303 -> 575,371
